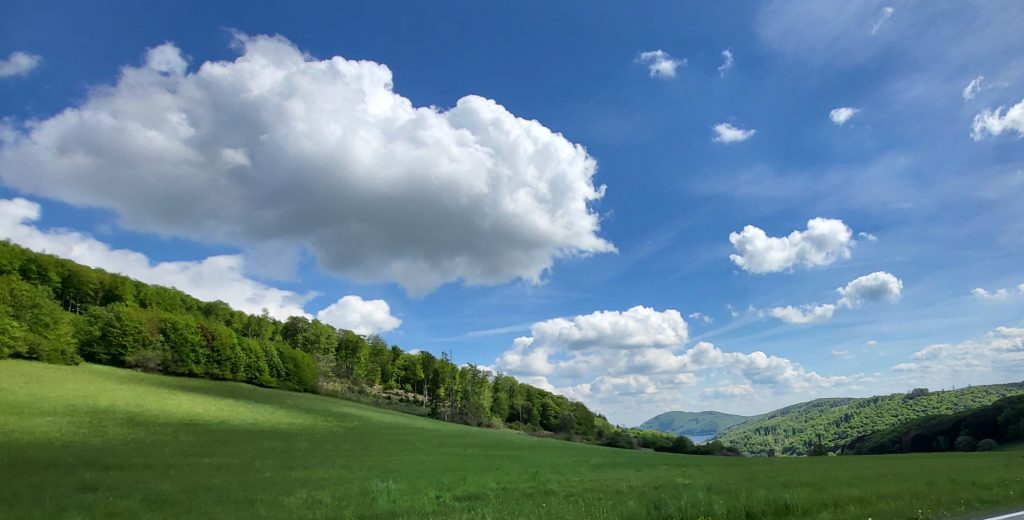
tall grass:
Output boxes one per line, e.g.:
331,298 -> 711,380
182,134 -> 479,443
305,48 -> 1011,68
2,360 -> 1022,519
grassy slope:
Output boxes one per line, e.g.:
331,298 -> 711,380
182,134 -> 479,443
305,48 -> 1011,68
637,411 -> 751,437
719,383 -> 1024,456
1,360 -> 1023,520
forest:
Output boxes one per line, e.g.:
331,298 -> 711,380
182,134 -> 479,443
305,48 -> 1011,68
844,394 -> 1024,454
0,240 -> 722,452
717,384 -> 1024,456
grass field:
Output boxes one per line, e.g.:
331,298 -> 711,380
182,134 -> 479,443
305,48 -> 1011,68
2,360 -> 1023,519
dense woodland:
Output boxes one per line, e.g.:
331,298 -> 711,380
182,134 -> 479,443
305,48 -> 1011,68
717,384 -> 1024,456
1,240 -> 723,452
844,394 -> 1024,454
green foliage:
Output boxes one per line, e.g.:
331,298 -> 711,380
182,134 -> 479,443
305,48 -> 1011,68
977,438 -> 998,451
954,435 -> 978,452
718,384 -> 1024,455
0,274 -> 80,364
0,240 -> 612,444
846,394 -> 1024,455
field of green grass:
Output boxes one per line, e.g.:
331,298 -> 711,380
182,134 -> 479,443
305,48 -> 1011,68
2,360 -> 1023,520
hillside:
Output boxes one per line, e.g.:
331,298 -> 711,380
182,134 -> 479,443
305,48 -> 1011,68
0,240 -> 611,442
638,411 -> 750,439
845,394 -> 1024,455
717,383 -> 1024,456
3,360 -> 1024,519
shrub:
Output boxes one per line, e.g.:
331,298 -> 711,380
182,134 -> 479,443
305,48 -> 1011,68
976,438 -> 998,451
954,435 -> 977,452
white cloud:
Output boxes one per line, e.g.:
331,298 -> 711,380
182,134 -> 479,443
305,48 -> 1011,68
768,304 -> 836,324
492,306 -> 854,423
963,75 -> 984,101
857,231 -> 877,241
836,271 -> 903,308
0,51 -> 41,78
1020,283 -> 1024,294
870,6 -> 895,35
703,383 -> 753,397
315,295 -> 401,335
972,97 -> 1024,140
891,326 -> 1024,381
729,217 -> 854,274
972,287 -> 1010,301
866,340 -> 878,349
688,312 -> 713,324
636,50 -> 685,79
0,34 -> 615,296
145,43 -> 188,76
832,349 -> 853,359
764,271 -> 903,324
522,305 -> 689,354
718,49 -> 734,78
712,123 -> 756,143
829,107 -> 860,125
0,197 -> 312,320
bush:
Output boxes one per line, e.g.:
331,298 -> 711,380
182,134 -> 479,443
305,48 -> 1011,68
977,438 -> 998,451
954,435 -> 977,452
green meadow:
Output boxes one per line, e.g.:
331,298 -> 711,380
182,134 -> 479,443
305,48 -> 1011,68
2,360 -> 1022,520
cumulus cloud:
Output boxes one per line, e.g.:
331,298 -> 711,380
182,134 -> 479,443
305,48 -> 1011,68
718,49 -> 734,78
493,306 -> 853,423
729,217 -> 854,274
836,271 -> 903,308
829,107 -> 860,125
712,123 -> 756,143
972,97 -> 1024,140
0,51 -> 41,78
870,6 -> 895,35
0,197 -> 312,319
636,50 -> 685,79
963,76 -> 984,101
857,231 -> 877,241
972,287 -> 1010,301
764,271 -> 903,324
768,304 -> 836,324
315,295 -> 401,335
0,34 -> 614,296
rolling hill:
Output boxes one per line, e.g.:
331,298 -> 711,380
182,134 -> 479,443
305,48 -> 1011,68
717,383 -> 1024,456
637,410 -> 750,440
3,359 -> 1024,519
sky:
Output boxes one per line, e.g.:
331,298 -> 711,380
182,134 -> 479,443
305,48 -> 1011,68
1,0 -> 1023,426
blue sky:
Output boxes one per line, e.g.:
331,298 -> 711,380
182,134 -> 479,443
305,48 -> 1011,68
2,0 -> 1023,425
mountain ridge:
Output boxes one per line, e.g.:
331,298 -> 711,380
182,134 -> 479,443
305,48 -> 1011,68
637,410 -> 751,438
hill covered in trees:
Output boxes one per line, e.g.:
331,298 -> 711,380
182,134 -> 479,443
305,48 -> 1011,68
637,411 -> 751,439
717,384 -> 1024,456
845,394 -> 1024,455
0,240 -> 614,442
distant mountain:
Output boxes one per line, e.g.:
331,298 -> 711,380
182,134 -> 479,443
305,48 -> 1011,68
717,382 -> 1024,456
637,411 -> 751,439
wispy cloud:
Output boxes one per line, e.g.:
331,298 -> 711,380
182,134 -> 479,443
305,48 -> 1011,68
0,51 -> 41,78
718,49 -> 734,78
870,6 -> 895,35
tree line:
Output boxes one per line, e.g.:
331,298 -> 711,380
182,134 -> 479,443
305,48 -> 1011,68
0,240 -> 660,446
